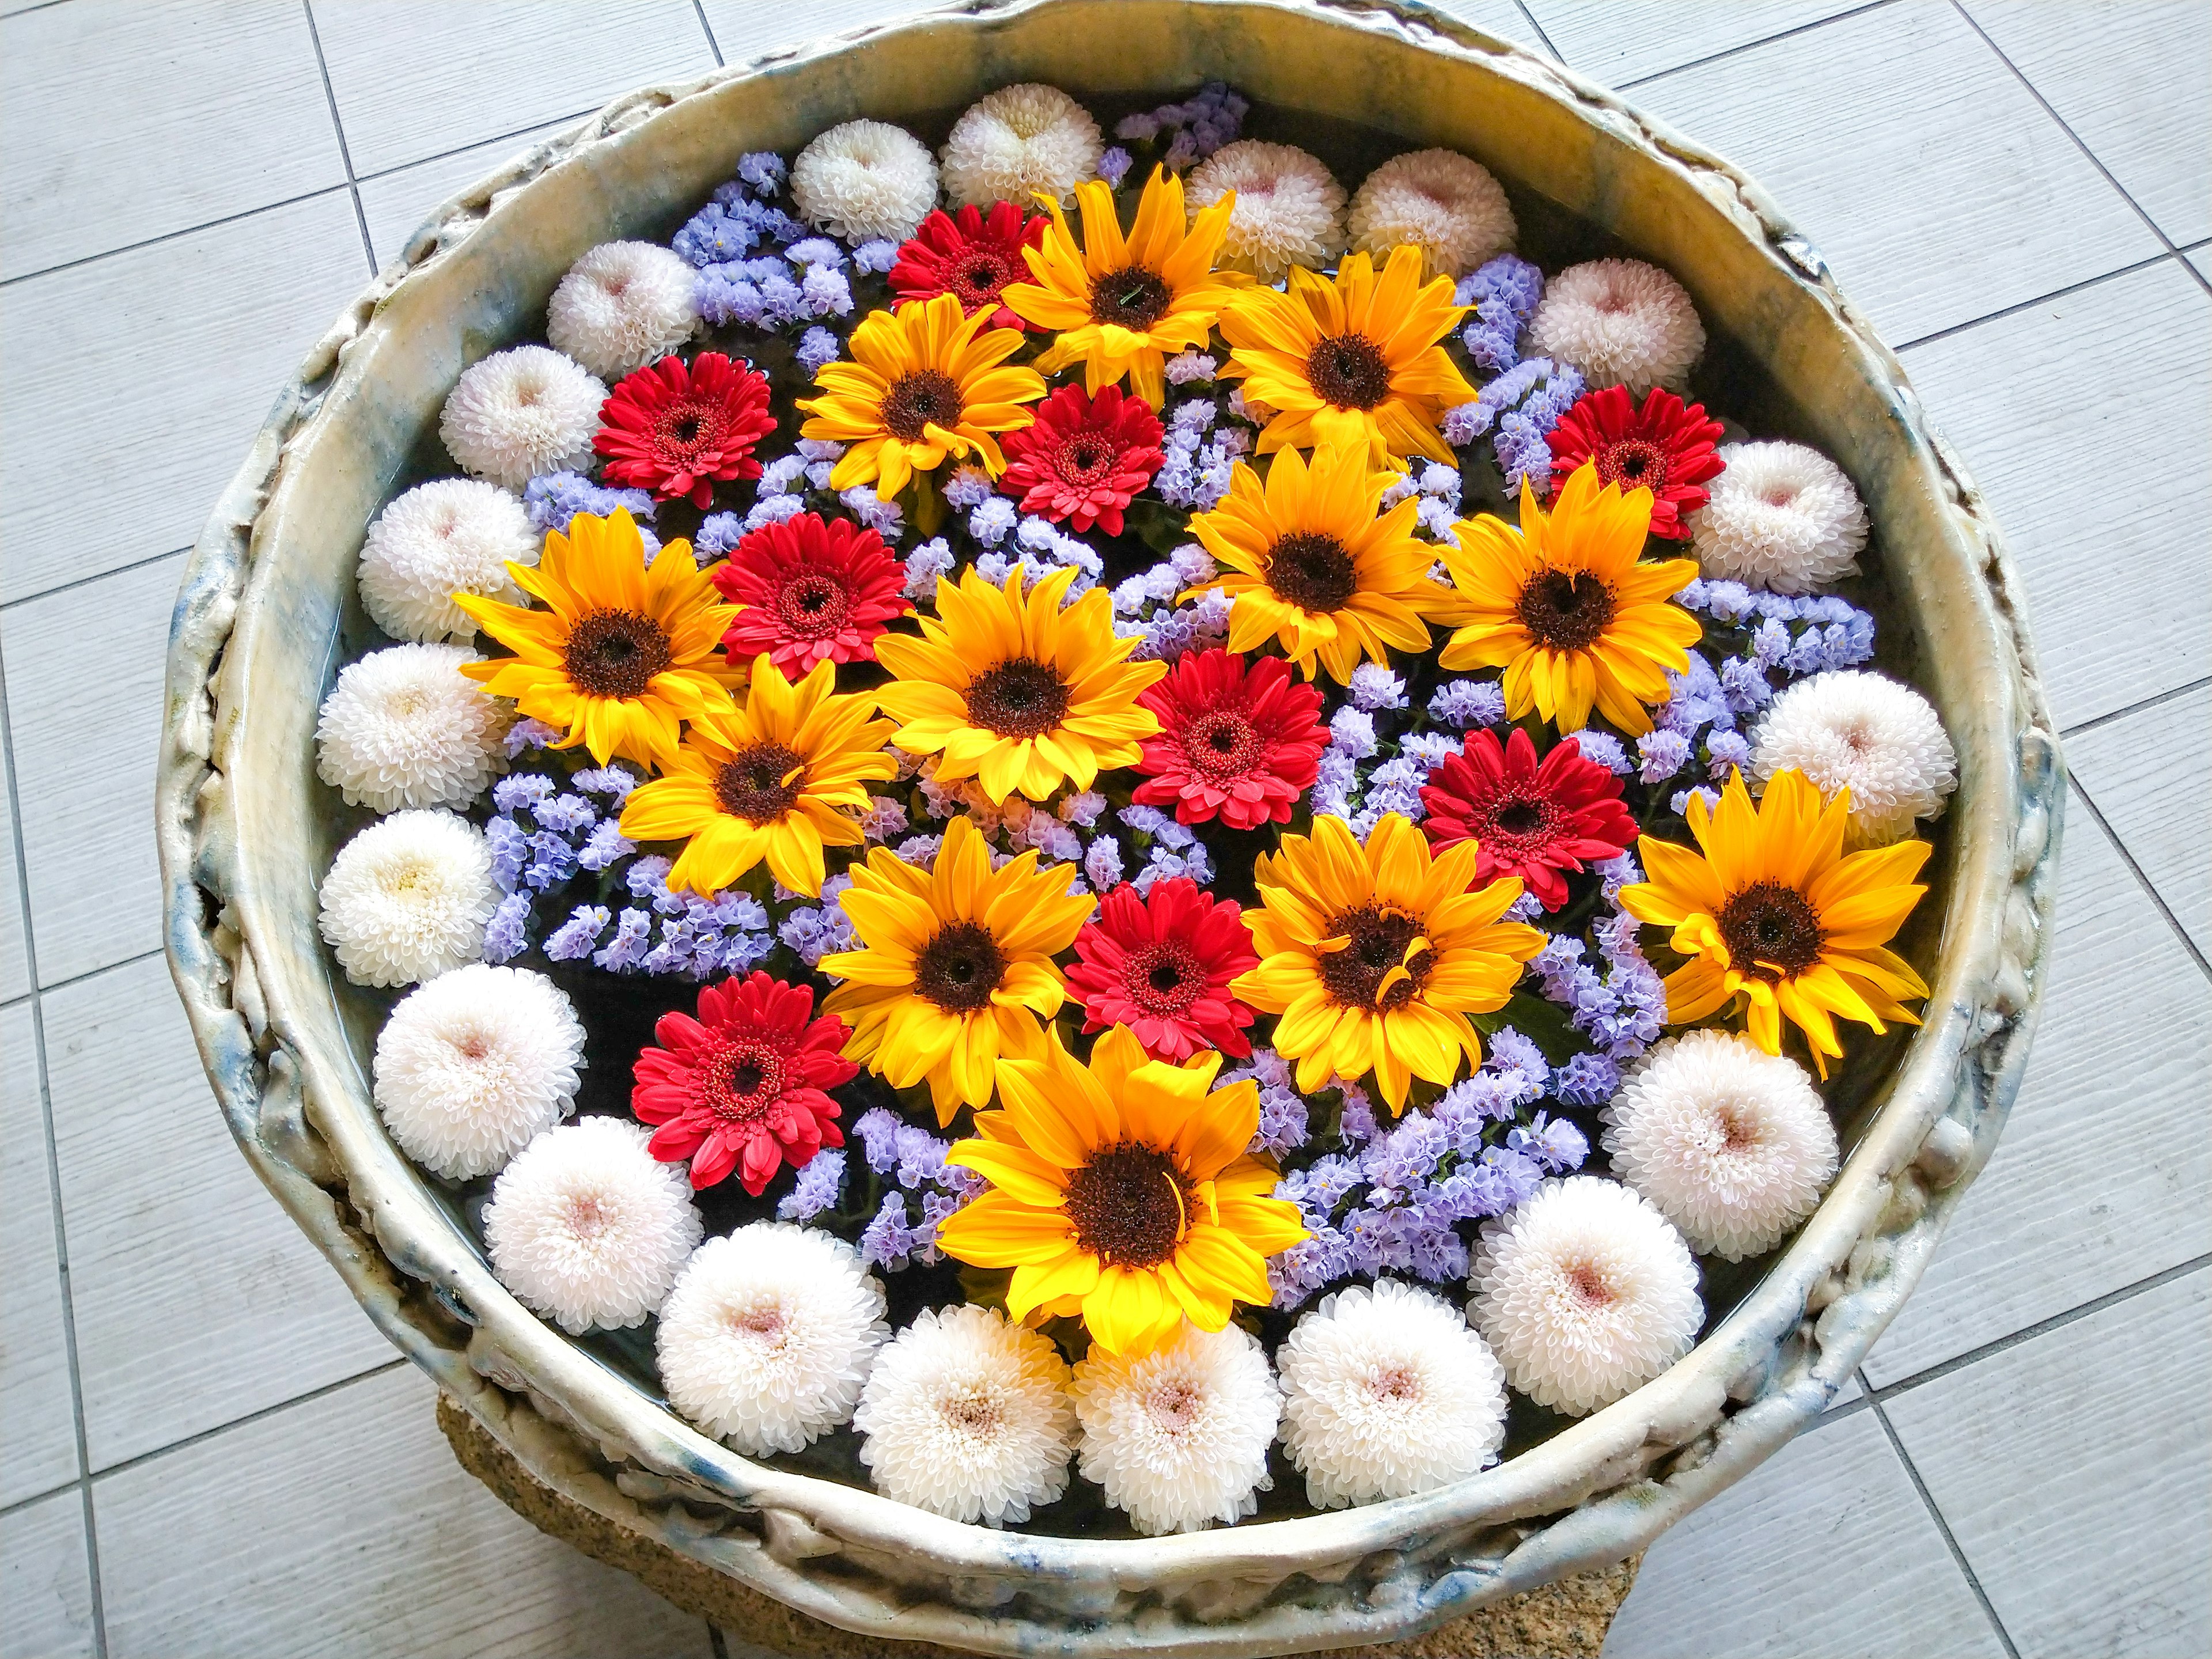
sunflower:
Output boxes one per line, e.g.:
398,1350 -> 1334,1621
820,816 -> 1095,1124
874,562 -> 1166,804
1185,443 -> 1448,684
1002,166 -> 1251,408
1217,243 -> 1475,467
455,508 -> 741,769
616,654 -> 897,898
798,291 -> 1047,501
937,1025 -> 1307,1359
1435,461 -> 1702,735
1232,814 -> 1546,1111
1618,768 -> 1930,1078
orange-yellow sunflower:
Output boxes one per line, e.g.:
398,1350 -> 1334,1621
455,508 -> 741,769
1619,768 -> 1930,1078
798,291 -> 1047,500
874,562 -> 1166,803
1217,243 -> 1475,467
1002,166 -> 1252,407
615,654 -> 897,898
1435,461 -> 1702,735
1233,813 -> 1547,1110
1185,442 -> 1450,684
937,1025 -> 1307,1359
820,815 -> 1095,1124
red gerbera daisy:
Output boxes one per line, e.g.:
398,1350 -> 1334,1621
631,971 -> 854,1193
1132,649 -> 1328,831
1065,878 -> 1260,1062
997,384 -> 1166,536
711,512 -> 914,672
1545,384 -> 1726,539
595,351 -> 776,508
889,202 -> 1048,332
1419,728 -> 1639,911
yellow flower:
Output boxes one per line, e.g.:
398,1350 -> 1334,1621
938,1025 -> 1306,1360
1217,244 -> 1475,467
1233,814 -> 1546,1111
1185,442 -> 1448,684
615,654 -> 897,898
874,562 -> 1166,804
799,291 -> 1047,500
820,816 -> 1094,1124
455,509 -> 741,770
1618,768 -> 1930,1078
1435,461 -> 1702,735
1003,166 -> 1252,407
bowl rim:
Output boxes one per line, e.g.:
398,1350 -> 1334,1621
157,2 -> 2064,1650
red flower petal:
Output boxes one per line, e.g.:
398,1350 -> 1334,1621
1420,729 -> 1639,910
1544,384 -> 1726,539
710,511 -> 914,673
1065,877 -> 1260,1062
594,351 -> 777,506
1131,649 -> 1328,832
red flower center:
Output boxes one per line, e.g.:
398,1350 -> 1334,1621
945,249 -> 1014,308
1179,708 -> 1262,781
1124,940 -> 1204,1017
1051,430 -> 1120,488
1596,437 -> 1670,492
775,569 -> 851,639
1476,786 -> 1563,858
650,394 -> 730,465
695,1036 -> 787,1125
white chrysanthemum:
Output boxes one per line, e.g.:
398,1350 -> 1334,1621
1470,1177 -> 1703,1416
317,809 -> 497,988
438,345 -> 607,489
1188,140 -> 1346,281
791,119 -> 940,243
545,241 -> 702,380
1070,1322 -> 1280,1535
1688,441 -> 1869,594
1277,1279 -> 1508,1509
483,1118 -> 702,1334
853,1305 -> 1074,1525
358,478 -> 539,644
941,83 -> 1102,210
315,643 -> 510,813
1603,1032 -> 1839,1262
372,964 -> 584,1180
1345,147 -> 1515,279
1751,671 -> 1956,847
657,1225 -> 890,1455
1529,258 -> 1705,394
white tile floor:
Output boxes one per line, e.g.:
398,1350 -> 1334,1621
1,3 -> 2205,1656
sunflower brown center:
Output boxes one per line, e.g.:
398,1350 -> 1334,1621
714,742 -> 807,823
915,921 -> 1007,1013
652,395 -> 726,462
1089,265 -> 1171,331
1126,940 -> 1203,1016
965,657 -> 1070,738
1263,532 -> 1359,615
1305,331 -> 1393,410
1597,437 -> 1669,491
1318,904 -> 1433,1010
881,369 -> 964,442
946,250 -> 1013,306
1062,1143 -> 1191,1268
1717,881 -> 1827,982
563,608 -> 673,699
1516,569 -> 1617,651
777,569 -> 850,638
1181,709 -> 1262,779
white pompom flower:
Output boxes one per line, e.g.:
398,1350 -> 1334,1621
358,478 -> 539,645
1276,1279 -> 1508,1509
1688,441 -> 1869,594
545,241 -> 702,380
853,1305 -> 1074,1526
941,83 -> 1102,210
791,119 -> 940,243
483,1117 -> 703,1334
1188,140 -> 1346,281
1346,147 -> 1515,279
1529,258 -> 1705,395
1070,1322 -> 1281,1535
1751,671 -> 1956,846
656,1225 -> 890,1456
438,345 -> 607,489
317,809 -> 497,988
1470,1177 -> 1703,1415
372,964 -> 585,1180
1604,1032 -> 1839,1262
315,642 -> 510,813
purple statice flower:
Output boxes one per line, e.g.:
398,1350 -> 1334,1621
853,1107 -> 903,1175
1509,1112 -> 1589,1173
850,237 -> 900,274
523,471 -> 656,536
942,466 -> 995,509
798,264 -> 854,318
1638,727 -> 1692,783
1347,663 -> 1409,712
695,268 -> 767,327
1671,784 -> 1722,819
673,201 -> 759,266
1429,678 -> 1506,729
902,537 -> 955,601
592,907 -> 653,971
739,493 -> 806,533
1082,836 -> 1125,891
577,819 -> 634,872
1553,1051 -> 1620,1107
544,903 -> 609,961
1564,728 -> 1631,775
736,151 -> 786,194
785,236 -> 846,269
796,325 -> 842,375
1336,1085 -> 1380,1147
777,1148 -> 846,1221
501,717 -> 559,759
1706,729 -> 1752,779
483,892 -> 532,962
1097,145 -> 1134,188
859,1192 -> 931,1271
968,495 -> 1018,546
1328,706 -> 1378,759
1164,350 -> 1217,384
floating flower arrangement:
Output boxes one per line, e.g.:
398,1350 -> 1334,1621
319,81 -> 1957,1536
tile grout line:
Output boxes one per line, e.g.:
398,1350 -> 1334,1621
351,109 -> 599,185
2070,776 -> 2211,979
2058,675 -> 2211,741
84,1358 -> 411,1487
1892,246 -> 2185,354
1507,1 -> 1561,63
707,1620 -> 732,1659
692,0 -> 726,67
300,0 -> 378,279
0,184 -> 358,291
2,547 -> 194,616
0,651 -> 108,1659
29,948 -> 169,1001
1616,0 -> 1902,90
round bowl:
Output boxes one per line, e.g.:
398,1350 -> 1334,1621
157,2 -> 2063,1652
